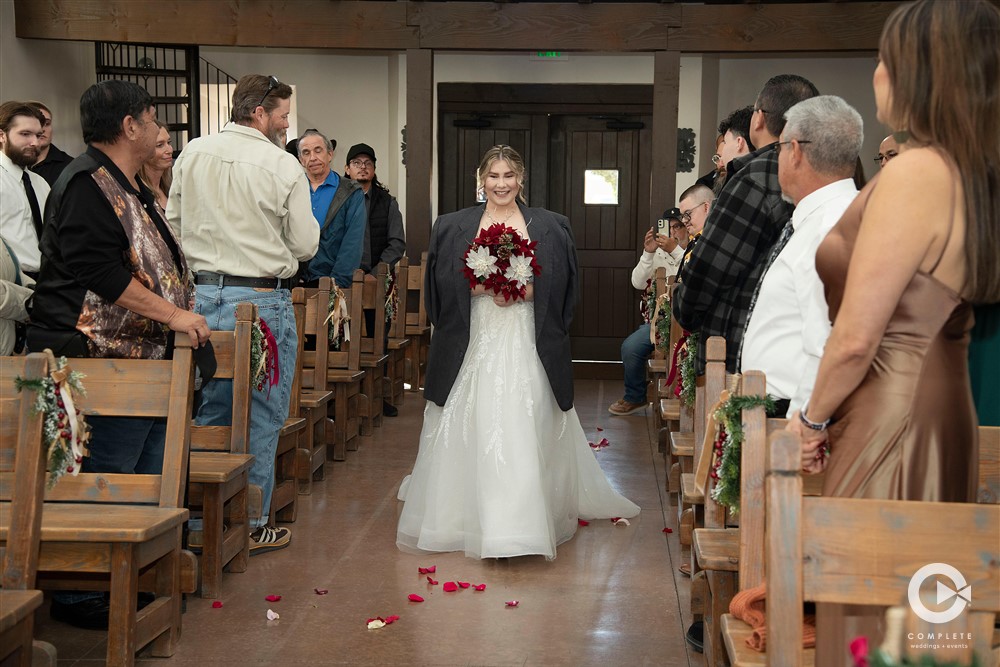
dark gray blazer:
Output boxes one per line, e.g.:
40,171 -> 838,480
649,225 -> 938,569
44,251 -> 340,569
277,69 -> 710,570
422,202 -> 580,411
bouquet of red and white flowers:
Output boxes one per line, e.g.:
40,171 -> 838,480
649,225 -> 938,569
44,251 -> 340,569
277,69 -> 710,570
463,223 -> 542,302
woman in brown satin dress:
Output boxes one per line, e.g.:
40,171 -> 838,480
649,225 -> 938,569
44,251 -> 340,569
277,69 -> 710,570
789,0 -> 1000,500
786,1 -> 1000,661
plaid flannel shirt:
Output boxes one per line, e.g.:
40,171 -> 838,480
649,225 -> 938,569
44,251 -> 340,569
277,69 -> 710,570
672,143 -> 794,374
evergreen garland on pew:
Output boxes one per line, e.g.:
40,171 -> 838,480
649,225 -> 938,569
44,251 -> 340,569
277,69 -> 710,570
653,293 -> 671,357
679,332 -> 698,407
709,393 -> 775,515
14,354 -> 90,488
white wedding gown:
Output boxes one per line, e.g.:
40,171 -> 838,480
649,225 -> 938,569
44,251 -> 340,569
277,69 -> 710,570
396,295 -> 640,560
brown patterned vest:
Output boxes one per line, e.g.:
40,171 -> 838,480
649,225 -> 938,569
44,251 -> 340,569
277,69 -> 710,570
76,166 -> 192,359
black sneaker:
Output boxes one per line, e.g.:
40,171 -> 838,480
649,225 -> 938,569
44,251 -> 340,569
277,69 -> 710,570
50,597 -> 110,630
685,621 -> 704,653
250,526 -> 291,555
383,401 -> 399,417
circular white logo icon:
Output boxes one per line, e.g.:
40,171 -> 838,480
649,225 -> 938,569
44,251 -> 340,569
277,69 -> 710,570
907,563 -> 971,624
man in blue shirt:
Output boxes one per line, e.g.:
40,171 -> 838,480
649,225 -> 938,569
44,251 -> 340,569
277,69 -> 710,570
298,129 -> 365,288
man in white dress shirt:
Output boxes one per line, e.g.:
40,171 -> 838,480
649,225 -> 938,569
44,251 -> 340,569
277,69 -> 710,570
740,95 -> 862,418
0,101 -> 49,278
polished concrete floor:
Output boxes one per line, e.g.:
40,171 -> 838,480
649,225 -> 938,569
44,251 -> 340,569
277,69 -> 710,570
37,379 -> 695,666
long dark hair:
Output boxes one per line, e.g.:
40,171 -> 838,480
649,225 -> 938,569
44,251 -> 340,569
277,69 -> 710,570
880,0 -> 1000,303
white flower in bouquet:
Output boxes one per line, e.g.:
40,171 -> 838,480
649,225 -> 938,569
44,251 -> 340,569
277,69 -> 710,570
466,245 -> 499,279
505,254 -> 535,287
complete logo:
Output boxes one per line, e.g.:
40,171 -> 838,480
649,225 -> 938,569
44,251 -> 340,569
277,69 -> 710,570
907,563 -> 972,624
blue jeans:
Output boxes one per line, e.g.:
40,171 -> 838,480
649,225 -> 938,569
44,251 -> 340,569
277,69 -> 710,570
194,285 -> 297,529
56,417 -> 166,605
621,323 -> 654,404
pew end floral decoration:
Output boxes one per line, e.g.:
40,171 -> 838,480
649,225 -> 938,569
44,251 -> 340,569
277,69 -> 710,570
463,223 -> 541,302
665,332 -> 698,407
14,351 -> 90,488
709,393 -> 775,515
326,284 -> 351,350
250,316 -> 279,394
384,271 -> 398,324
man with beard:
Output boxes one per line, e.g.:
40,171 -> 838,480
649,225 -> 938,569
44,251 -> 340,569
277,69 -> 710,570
167,74 -> 318,555
0,101 -> 48,278
298,129 -> 366,289
26,100 -> 75,186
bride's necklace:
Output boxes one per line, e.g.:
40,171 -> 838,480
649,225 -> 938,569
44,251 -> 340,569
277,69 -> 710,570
485,205 -> 515,226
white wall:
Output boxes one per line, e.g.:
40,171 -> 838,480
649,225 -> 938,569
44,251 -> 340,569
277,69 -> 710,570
0,0 -> 95,156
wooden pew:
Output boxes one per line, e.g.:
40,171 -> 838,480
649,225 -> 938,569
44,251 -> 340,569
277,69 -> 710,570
358,263 -> 390,435
0,353 -> 55,667
186,302 -> 256,599
978,425 -> 999,504
404,251 -> 431,391
293,288 -> 333,495
0,341 -> 196,666
386,257 -> 411,408
300,276 -> 366,461
765,430 -> 999,667
692,371 -> 777,667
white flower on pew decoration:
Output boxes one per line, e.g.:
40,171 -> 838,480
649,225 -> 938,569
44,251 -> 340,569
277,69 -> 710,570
14,351 -> 90,488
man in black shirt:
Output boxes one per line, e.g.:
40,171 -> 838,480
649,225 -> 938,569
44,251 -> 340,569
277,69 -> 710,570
26,101 -> 74,187
29,80 -> 209,631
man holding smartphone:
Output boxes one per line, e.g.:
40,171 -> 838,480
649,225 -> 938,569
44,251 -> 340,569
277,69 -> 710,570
608,208 -> 687,416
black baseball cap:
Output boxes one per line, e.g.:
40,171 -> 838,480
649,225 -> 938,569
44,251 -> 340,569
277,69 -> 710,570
346,143 -> 376,165
662,207 -> 682,221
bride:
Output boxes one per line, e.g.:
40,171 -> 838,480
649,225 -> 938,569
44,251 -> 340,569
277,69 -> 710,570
396,145 -> 639,560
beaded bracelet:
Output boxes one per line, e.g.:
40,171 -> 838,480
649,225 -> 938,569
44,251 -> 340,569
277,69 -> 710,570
799,402 -> 830,431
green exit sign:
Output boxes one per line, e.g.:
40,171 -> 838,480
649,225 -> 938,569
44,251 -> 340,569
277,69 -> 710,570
530,51 -> 569,61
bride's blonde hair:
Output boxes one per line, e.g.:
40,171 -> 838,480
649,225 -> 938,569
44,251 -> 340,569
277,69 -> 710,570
476,145 -> 527,204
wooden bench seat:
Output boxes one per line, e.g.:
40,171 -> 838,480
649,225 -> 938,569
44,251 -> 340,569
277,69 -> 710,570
670,430 -> 694,456
659,398 -> 680,422
0,589 -> 43,632
692,528 -> 738,572
403,252 -> 431,391
720,614 -> 816,667
189,452 -> 253,485
680,472 -> 703,505
1,504 -> 188,546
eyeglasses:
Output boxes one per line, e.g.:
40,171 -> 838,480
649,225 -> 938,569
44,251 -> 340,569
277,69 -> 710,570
775,139 -> 812,155
257,75 -> 280,109
711,154 -> 722,166
669,222 -> 686,232
755,107 -> 769,114
349,159 -> 374,169
874,151 -> 898,165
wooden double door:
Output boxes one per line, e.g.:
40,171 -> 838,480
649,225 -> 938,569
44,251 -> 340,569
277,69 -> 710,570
440,99 -> 653,366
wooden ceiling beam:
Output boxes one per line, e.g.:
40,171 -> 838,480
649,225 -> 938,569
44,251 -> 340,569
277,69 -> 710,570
12,0 -> 419,50
672,2 -> 902,52
14,0 -> 904,53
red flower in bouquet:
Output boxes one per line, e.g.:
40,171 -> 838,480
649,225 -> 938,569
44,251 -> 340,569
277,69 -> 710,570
463,223 -> 542,301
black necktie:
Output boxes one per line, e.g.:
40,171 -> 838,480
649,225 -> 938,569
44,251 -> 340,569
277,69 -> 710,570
21,170 -> 43,241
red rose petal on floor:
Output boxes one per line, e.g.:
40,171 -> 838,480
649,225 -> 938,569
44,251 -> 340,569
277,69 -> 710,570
211,601 -> 223,608
598,438 -> 610,447
426,577 -> 438,585
442,581 -> 458,592
417,566 -> 437,574
596,426 -> 604,431
474,584 -> 486,591
458,581 -> 471,589
662,527 -> 673,534
610,517 -> 621,522
578,519 -> 590,526
407,594 -> 424,602
314,588 -> 329,595
265,595 -> 282,602
505,600 -> 520,607
385,615 -> 400,624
